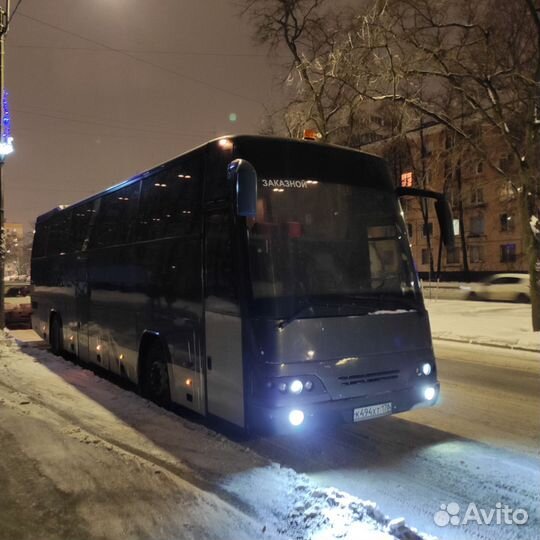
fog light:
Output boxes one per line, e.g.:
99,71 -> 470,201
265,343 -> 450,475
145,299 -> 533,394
424,386 -> 436,401
288,409 -> 304,427
289,379 -> 303,394
422,363 -> 432,376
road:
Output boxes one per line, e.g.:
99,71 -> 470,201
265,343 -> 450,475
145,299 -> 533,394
248,341 -> 540,540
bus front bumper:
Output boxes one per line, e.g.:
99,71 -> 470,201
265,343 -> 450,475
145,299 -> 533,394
247,382 -> 440,434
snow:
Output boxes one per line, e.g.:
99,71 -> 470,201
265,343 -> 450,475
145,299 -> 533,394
425,299 -> 539,352
0,331 -> 432,540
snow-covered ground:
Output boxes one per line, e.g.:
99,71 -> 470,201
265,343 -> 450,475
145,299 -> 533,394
0,331 -> 433,540
426,299 -> 539,352
1,300 -> 538,539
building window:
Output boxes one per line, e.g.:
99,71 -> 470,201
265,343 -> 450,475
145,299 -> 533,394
500,213 -> 515,232
407,223 -> 413,237
421,248 -> 430,265
469,214 -> 485,236
401,171 -> 413,188
476,161 -> 483,174
499,154 -> 513,170
500,243 -> 517,263
470,187 -> 484,204
498,183 -> 516,202
446,247 -> 460,265
422,222 -> 433,237
469,245 -> 484,263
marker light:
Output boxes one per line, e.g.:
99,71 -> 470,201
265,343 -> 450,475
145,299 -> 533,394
288,409 -> 305,427
422,363 -> 432,376
424,386 -> 436,401
289,380 -> 303,394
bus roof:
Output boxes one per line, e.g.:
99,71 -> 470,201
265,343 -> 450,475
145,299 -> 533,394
35,135 -> 389,225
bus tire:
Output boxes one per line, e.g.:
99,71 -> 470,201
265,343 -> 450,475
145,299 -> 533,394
140,340 -> 171,406
50,315 -> 64,356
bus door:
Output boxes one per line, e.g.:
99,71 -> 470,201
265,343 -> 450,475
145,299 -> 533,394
204,210 -> 245,428
75,254 -> 91,362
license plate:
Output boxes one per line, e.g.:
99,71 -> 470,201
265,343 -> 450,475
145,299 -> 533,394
353,402 -> 392,422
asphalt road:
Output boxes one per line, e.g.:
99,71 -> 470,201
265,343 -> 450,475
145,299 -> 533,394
248,341 -> 540,540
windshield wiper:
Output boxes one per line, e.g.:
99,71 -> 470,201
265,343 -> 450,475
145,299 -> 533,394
277,302 -> 316,330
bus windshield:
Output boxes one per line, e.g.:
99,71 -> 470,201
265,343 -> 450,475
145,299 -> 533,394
246,179 -> 420,319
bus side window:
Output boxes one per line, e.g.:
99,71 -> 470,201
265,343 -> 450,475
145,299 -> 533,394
135,158 -> 200,242
136,173 -> 168,241
205,213 -> 236,303
32,223 -> 48,258
164,158 -> 200,237
47,211 -> 72,256
91,184 -> 139,248
70,201 -> 96,252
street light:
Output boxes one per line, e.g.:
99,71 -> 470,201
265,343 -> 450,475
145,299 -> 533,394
0,0 -> 14,329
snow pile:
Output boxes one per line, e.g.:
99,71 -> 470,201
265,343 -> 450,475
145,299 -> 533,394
284,485 -> 435,540
0,330 -> 434,540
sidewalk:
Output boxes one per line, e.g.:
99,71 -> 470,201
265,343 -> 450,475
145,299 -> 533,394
425,299 -> 539,353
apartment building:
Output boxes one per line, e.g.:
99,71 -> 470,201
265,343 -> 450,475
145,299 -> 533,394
361,123 -> 527,277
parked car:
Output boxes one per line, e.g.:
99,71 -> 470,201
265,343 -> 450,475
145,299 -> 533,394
460,273 -> 530,303
3,282 -> 32,327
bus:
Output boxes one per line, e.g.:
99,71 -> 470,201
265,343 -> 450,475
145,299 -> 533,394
31,135 -> 453,432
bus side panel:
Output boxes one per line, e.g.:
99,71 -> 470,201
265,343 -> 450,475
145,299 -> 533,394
86,245 -> 141,381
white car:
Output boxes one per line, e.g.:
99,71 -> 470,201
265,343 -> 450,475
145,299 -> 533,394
461,273 -> 530,303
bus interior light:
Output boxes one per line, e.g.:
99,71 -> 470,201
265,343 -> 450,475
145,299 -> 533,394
288,409 -> 305,427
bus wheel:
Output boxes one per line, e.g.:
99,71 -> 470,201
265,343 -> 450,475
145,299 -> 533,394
50,316 -> 64,356
142,341 -> 171,406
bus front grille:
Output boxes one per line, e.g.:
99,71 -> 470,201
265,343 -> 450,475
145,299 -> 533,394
338,369 -> 400,386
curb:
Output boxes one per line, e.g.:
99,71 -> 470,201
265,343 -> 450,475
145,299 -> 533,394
432,336 -> 539,354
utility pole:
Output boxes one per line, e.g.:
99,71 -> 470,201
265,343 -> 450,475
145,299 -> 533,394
0,0 -> 12,329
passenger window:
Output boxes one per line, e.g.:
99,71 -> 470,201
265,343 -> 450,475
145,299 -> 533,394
71,201 -> 97,252
47,211 -> 72,255
92,183 -> 139,248
32,224 -> 48,258
136,158 -> 200,242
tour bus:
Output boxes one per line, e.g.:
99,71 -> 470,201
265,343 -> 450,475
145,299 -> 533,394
31,135 -> 453,432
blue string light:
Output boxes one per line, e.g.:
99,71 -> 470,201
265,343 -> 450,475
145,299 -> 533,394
2,89 -> 11,139
0,88 -> 13,156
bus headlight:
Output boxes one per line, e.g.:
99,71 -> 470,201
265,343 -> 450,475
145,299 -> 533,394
422,363 -> 432,376
424,386 -> 436,401
289,379 -> 303,394
288,409 -> 305,426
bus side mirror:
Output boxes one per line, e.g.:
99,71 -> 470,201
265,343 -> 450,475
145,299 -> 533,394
228,159 -> 257,217
396,187 -> 455,248
434,199 -> 455,248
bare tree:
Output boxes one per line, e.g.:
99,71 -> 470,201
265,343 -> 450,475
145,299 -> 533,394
244,0 -> 540,330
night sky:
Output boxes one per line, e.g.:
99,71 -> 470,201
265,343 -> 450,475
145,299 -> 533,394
4,0 -> 280,231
